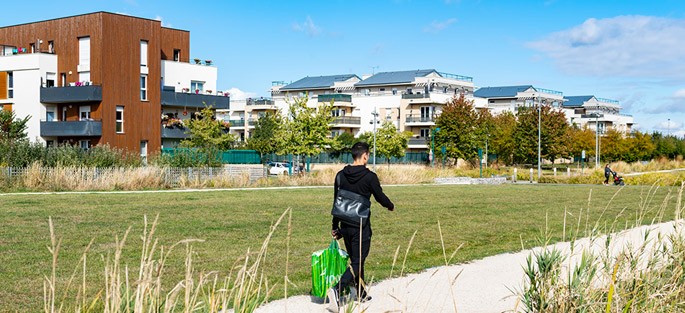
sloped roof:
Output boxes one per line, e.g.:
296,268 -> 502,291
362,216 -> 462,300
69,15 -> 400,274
355,69 -> 438,87
280,74 -> 359,91
563,95 -> 594,108
473,85 -> 534,98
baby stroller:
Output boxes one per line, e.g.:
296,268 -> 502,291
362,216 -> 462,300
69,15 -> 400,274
612,171 -> 625,186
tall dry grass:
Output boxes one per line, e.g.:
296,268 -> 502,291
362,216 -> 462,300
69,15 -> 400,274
43,209 -> 294,313
517,183 -> 685,312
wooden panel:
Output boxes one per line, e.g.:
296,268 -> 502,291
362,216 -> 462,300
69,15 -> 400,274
0,72 -> 6,99
3,104 -> 12,111
160,28 -> 190,62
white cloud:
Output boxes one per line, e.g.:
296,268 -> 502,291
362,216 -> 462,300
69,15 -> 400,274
645,88 -> 685,114
528,16 -> 685,79
655,120 -> 683,131
123,0 -> 138,6
293,16 -> 322,37
423,18 -> 457,34
673,88 -> 685,98
155,16 -> 172,28
227,88 -> 257,101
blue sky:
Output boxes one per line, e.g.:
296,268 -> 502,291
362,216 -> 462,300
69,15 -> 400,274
3,0 -> 685,136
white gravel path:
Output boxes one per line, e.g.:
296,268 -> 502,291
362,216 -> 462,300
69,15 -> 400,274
255,220 -> 684,313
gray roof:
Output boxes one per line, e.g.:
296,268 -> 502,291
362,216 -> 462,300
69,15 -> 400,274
473,85 -> 534,98
355,69 -> 438,87
563,95 -> 594,108
280,74 -> 359,91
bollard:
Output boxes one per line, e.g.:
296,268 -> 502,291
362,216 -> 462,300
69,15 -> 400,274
554,168 -> 557,177
514,168 -> 517,182
567,168 -> 571,177
530,168 -> 533,183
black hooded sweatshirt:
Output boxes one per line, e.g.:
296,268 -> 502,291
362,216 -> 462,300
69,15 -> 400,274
332,165 -> 394,231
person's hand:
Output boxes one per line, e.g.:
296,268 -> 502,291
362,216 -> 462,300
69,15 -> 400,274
331,229 -> 341,239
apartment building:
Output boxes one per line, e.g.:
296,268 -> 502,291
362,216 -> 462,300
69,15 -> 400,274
473,85 -> 565,114
563,96 -> 634,133
266,69 -> 474,151
0,12 -> 228,155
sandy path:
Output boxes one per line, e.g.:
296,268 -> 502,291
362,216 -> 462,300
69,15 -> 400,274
255,220 -> 683,313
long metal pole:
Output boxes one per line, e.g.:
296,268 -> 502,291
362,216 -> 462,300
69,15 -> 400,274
595,104 -> 598,170
372,107 -> 377,172
537,95 -> 541,180
431,130 -> 435,169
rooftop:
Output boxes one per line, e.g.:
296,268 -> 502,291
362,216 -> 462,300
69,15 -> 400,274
564,95 -> 619,107
355,69 -> 438,87
0,11 -> 189,32
474,85 -> 563,98
280,74 -> 359,91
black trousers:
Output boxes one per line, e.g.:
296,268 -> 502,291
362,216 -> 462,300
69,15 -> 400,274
605,174 -> 610,184
335,223 -> 371,294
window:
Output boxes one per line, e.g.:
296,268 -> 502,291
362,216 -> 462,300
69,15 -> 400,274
62,107 -> 67,121
406,87 -> 413,94
140,40 -> 148,67
30,43 -> 35,53
362,89 -> 370,96
79,71 -> 90,83
80,140 -> 91,150
60,73 -> 66,87
79,106 -> 91,120
191,81 -> 204,93
489,100 -> 495,104
420,128 -> 430,138
442,87 -> 447,93
78,37 -> 90,65
46,109 -> 55,122
392,87 -> 397,95
46,73 -> 56,88
140,75 -> 148,100
380,88 -> 385,92
324,90 -> 330,95
46,140 -> 55,148
173,49 -> 181,62
298,92 -> 305,98
48,41 -> 54,53
420,106 -> 433,120
7,72 -> 13,99
116,106 -> 124,133
332,109 -> 345,117
140,141 -> 148,163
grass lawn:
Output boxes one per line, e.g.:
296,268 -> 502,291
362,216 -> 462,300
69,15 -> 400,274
0,184 -> 679,311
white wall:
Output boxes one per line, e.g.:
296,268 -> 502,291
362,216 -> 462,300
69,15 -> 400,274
0,53 -> 58,143
162,60 -> 218,94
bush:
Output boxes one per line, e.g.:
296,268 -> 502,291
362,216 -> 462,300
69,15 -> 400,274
0,141 -> 142,168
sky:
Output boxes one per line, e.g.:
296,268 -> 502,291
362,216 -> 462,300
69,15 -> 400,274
3,0 -> 685,136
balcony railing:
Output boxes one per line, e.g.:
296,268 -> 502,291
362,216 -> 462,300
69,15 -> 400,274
40,120 -> 102,137
401,93 -> 431,99
318,94 -> 352,103
161,125 -> 190,139
406,115 -> 434,123
229,120 -> 245,127
40,85 -> 102,103
597,97 -> 619,104
161,90 -> 230,110
437,72 -> 474,82
332,116 -> 361,125
246,98 -> 274,106
408,137 -> 429,146
535,88 -> 563,96
581,113 -> 605,119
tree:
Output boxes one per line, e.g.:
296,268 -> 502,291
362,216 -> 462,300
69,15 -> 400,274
600,129 -> 626,162
513,105 -> 570,164
281,95 -> 336,171
247,111 -> 285,161
332,131 -> 357,153
489,111 -> 517,164
0,110 -> 30,143
180,106 -> 238,165
569,126 -> 596,160
624,131 -> 654,162
359,121 -> 410,167
433,94 -> 488,162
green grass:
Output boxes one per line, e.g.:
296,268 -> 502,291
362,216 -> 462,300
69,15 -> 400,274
0,184 -> 678,311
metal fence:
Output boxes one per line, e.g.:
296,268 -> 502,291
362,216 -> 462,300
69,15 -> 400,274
0,166 -> 266,187
161,149 -> 430,165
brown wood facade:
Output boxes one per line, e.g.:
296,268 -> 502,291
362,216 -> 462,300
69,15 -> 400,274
0,12 -> 190,153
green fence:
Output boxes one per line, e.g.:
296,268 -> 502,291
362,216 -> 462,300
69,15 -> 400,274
161,149 -> 429,165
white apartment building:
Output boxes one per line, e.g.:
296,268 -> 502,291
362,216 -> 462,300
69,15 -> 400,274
473,85 -> 565,114
264,69 -> 475,151
563,96 -> 634,133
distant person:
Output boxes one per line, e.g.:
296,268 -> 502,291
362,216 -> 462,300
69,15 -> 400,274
604,164 -> 612,185
327,142 -> 395,311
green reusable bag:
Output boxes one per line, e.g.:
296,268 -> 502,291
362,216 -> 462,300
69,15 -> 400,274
311,238 -> 349,298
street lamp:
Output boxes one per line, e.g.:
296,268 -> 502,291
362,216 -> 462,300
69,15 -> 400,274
668,118 -> 671,137
370,107 -> 380,172
431,127 -> 441,168
537,95 -> 541,180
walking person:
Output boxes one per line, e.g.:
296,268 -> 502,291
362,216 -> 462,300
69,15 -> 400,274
604,164 -> 612,185
327,142 -> 395,312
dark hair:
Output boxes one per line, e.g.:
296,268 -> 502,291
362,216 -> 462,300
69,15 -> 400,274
351,142 -> 370,160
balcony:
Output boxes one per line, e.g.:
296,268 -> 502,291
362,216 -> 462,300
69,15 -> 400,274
40,85 -> 102,104
228,120 -> 245,127
331,116 -> 361,128
402,93 -> 431,100
408,137 -> 429,148
318,94 -> 352,103
161,90 -> 229,110
405,115 -> 435,126
247,98 -> 274,106
161,125 -> 189,139
40,120 -> 102,137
